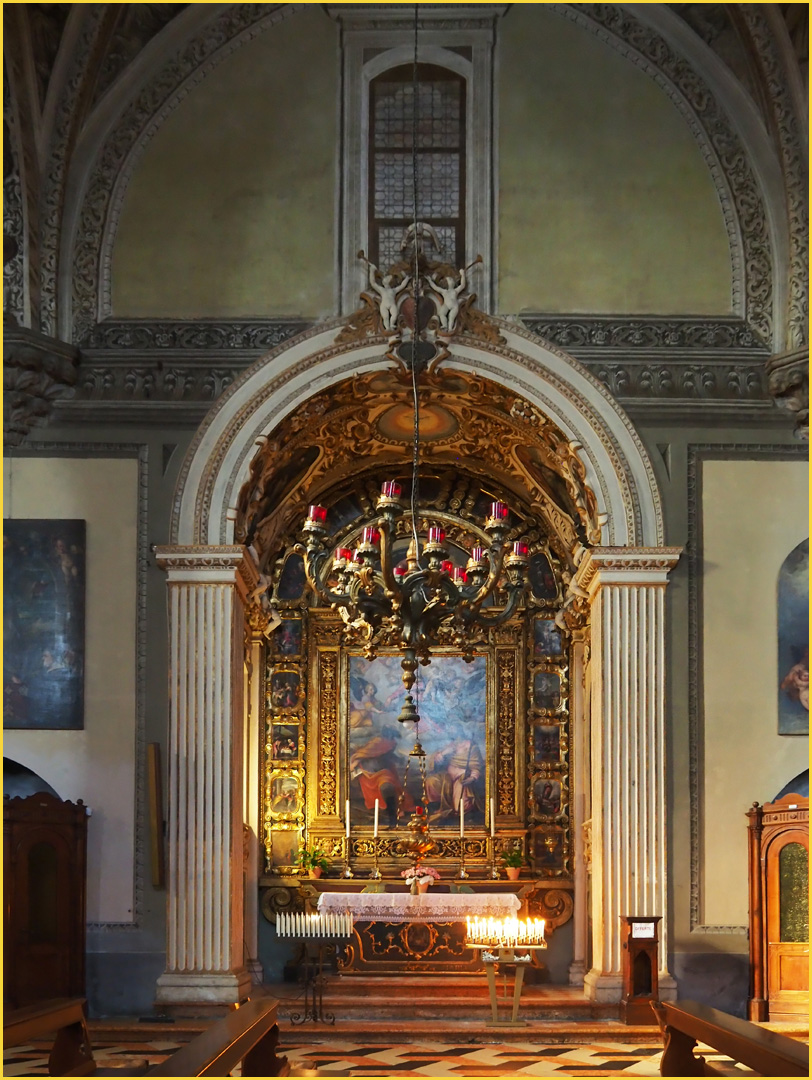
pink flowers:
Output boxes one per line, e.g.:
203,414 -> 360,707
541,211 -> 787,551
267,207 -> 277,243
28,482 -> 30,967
401,865 -> 441,885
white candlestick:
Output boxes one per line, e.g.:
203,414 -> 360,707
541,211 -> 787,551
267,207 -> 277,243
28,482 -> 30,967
460,797 -> 465,838
346,798 -> 351,839
490,797 -> 495,838
374,798 -> 379,838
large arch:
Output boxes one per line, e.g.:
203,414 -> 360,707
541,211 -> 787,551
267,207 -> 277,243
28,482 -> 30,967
171,318 -> 664,551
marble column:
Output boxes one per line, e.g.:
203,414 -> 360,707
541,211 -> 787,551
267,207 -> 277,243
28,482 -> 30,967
576,547 -> 682,1004
243,637 -> 264,985
568,629 -> 589,986
154,546 -> 259,1007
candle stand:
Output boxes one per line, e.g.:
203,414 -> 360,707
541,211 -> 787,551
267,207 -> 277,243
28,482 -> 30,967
457,840 -> 470,880
488,836 -> 500,879
341,836 -> 354,878
369,837 -> 382,879
466,917 -> 547,1025
277,912 -> 354,1025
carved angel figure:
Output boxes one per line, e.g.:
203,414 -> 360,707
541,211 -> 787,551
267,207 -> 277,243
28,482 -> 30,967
362,255 -> 410,331
427,269 -> 467,332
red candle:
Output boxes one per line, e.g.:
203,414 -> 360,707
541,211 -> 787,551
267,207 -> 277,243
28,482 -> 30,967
490,501 -> 509,520
381,481 -> 402,498
394,565 -> 407,579
470,546 -> 485,563
428,526 -> 446,545
441,560 -> 454,575
512,541 -> 529,557
334,547 -> 352,562
362,527 -> 380,545
308,505 -> 327,524
453,567 -> 468,583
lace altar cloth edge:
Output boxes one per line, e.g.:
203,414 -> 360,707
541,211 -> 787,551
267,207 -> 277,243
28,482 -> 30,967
316,891 -> 521,922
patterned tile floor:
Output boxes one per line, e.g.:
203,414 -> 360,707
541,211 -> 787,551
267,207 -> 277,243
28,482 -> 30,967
4,1036 -> 762,1077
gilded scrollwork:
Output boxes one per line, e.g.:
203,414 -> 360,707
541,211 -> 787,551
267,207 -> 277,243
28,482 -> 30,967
495,650 -> 517,818
526,886 -> 574,930
318,652 -> 338,818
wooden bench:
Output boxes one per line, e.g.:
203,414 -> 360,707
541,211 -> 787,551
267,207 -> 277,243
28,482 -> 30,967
146,997 -> 289,1077
651,998 -> 809,1077
4,998 -> 95,1076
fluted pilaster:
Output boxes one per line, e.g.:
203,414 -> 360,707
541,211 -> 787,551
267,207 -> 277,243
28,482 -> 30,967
154,545 -> 259,1007
576,547 -> 681,1003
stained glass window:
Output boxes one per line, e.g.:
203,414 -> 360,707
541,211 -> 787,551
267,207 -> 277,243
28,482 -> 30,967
369,65 -> 465,268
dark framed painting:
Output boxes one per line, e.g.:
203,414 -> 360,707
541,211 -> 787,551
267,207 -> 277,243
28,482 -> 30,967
270,670 -> 300,710
778,538 -> 808,735
4,519 -> 86,729
533,724 -> 560,766
271,723 -> 300,760
347,653 -> 487,829
532,776 -> 562,816
277,553 -> 306,601
533,671 -> 561,711
272,618 -> 302,657
534,618 -> 563,656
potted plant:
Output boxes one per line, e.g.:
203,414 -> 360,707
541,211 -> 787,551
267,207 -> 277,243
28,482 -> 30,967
401,865 -> 441,894
297,846 -> 330,878
501,848 -> 524,881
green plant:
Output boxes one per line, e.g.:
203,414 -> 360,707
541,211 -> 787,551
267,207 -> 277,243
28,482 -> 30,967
297,846 -> 330,873
501,848 -> 524,868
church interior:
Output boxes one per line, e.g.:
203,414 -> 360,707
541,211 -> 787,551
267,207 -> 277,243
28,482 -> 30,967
3,3 -> 809,1076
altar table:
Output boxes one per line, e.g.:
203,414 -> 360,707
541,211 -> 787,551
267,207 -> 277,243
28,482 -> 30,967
317,891 -> 520,922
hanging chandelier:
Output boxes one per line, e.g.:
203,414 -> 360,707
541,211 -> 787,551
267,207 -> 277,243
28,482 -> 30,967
296,5 -> 529,699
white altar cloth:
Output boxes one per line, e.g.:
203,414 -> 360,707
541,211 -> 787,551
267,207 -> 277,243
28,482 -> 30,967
317,891 -> 521,923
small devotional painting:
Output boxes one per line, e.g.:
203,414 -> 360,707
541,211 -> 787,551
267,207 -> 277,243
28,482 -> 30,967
4,519 -> 86,729
532,777 -> 562,816
533,724 -> 560,766
347,653 -> 487,830
270,670 -> 300,710
533,671 -> 561,711
778,538 -> 808,736
532,826 -> 565,872
271,723 -> 299,760
534,618 -> 563,656
272,618 -> 302,657
270,774 -> 301,816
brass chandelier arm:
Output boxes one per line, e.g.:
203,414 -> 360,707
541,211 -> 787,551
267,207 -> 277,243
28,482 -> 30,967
293,540 -> 352,610
453,583 -> 525,631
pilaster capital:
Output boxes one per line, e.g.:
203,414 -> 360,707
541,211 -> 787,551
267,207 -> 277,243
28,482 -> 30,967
574,546 -> 682,597
154,544 -> 260,599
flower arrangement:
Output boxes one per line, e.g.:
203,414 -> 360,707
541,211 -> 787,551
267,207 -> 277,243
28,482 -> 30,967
401,865 -> 441,886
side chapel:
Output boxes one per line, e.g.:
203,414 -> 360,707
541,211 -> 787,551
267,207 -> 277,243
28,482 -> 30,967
3,2 -> 808,1022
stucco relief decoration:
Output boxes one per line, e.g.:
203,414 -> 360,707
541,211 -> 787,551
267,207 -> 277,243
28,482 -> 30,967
337,223 -> 504,352
233,365 -> 603,580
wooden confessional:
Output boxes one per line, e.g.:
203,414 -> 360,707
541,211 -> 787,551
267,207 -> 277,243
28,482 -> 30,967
747,792 -> 809,1021
3,792 -> 88,1007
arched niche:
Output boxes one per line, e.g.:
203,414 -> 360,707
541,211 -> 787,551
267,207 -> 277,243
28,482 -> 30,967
170,317 -> 664,551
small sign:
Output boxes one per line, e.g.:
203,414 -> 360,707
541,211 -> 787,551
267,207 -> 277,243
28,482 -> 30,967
631,921 -> 656,939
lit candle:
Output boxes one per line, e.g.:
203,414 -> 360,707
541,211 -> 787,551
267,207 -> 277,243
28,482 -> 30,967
307,505 -> 327,524
381,481 -> 402,498
428,526 -> 446,544
346,799 -> 351,838
361,526 -> 380,545
490,797 -> 495,838
512,540 -> 529,558
460,798 -> 465,839
490,501 -> 509,520
374,798 -> 379,838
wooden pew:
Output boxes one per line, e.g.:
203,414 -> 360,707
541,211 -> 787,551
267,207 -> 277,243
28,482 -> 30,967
651,998 -> 809,1077
146,997 -> 289,1077
4,998 -> 95,1077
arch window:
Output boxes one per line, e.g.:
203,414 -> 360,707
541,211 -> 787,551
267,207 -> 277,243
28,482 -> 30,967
369,64 -> 466,268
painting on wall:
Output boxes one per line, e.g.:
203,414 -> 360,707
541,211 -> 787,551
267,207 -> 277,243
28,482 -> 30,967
271,723 -> 299,760
3,519 -> 86,730
270,671 -> 300,710
533,671 -> 561,711
347,653 -> 487,829
778,537 -> 808,736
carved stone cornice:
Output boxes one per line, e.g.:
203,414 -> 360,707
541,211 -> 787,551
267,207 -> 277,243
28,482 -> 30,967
520,315 -> 768,355
80,318 -> 311,353
154,544 -> 261,604
766,346 -> 809,440
574,546 -> 683,597
3,324 -> 80,445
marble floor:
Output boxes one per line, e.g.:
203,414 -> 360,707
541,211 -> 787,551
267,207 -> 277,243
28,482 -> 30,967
4,1034 -> 764,1077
